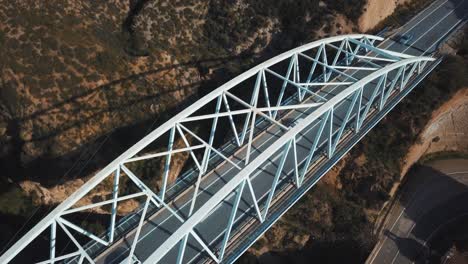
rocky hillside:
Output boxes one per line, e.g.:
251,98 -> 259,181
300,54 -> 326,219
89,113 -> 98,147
4,0 -> 459,262
0,1 -> 202,183
0,0 -> 368,183
0,0 -> 372,251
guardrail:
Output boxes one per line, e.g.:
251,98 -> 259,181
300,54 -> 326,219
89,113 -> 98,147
222,56 -> 443,264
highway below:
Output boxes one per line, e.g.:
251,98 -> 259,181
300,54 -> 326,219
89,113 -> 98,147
366,159 -> 468,264
95,0 -> 468,263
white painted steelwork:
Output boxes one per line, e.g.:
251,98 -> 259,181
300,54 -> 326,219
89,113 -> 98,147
0,35 -> 434,264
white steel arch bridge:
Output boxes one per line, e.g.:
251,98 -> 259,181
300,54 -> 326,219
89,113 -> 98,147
0,34 -> 437,264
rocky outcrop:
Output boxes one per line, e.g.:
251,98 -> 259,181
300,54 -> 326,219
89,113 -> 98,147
17,134 -> 191,214
19,176 -> 141,215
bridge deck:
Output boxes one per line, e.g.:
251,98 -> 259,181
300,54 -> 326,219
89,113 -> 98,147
0,1 -> 465,263
93,0 -> 467,262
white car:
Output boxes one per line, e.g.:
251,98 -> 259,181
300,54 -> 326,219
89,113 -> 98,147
399,33 -> 414,45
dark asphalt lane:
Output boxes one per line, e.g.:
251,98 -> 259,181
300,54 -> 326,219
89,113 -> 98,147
95,0 -> 467,263
367,159 -> 468,264
100,53 -> 398,264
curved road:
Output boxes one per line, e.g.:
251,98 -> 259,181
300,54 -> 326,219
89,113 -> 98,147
367,158 -> 468,264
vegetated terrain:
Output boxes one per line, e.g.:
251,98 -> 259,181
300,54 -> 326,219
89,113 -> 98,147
0,0 -> 368,256
238,27 -> 468,264
3,0 -> 464,263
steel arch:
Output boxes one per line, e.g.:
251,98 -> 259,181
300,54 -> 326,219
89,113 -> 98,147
0,34 -> 434,264
144,56 -> 435,264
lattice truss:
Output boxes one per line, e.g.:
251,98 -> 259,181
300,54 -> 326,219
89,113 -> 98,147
0,35 -> 434,264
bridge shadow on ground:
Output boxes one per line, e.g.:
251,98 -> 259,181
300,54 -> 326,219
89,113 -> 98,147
383,230 -> 428,262
378,163 -> 468,264
0,52 -> 250,188
258,238 -> 372,264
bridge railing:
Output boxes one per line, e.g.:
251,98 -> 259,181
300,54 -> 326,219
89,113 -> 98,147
221,56 -> 443,264
0,34 -> 432,264
72,35 -> 385,262
144,55 -> 434,263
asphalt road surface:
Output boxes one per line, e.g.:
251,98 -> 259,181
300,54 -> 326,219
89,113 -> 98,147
366,159 -> 468,264
96,0 -> 468,263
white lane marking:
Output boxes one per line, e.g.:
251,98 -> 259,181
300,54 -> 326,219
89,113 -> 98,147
422,17 -> 467,55
447,170 -> 468,175
401,3 -> 462,54
401,0 -> 450,30
390,250 -> 400,264
391,0 -> 450,40
367,187 -> 423,264
389,218 -> 418,264
417,12 -> 467,56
